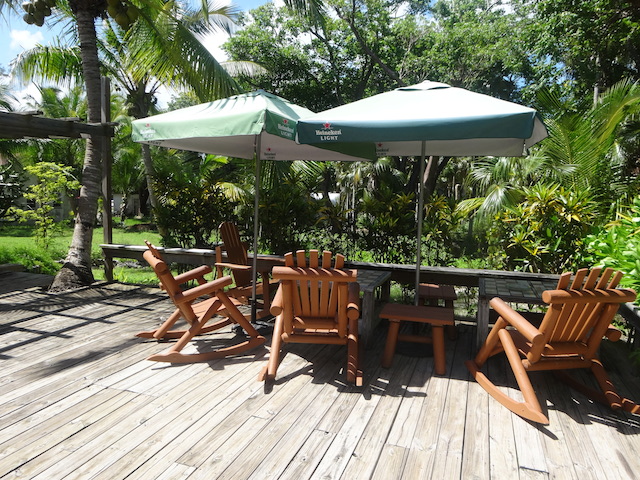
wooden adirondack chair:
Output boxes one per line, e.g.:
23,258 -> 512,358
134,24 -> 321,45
466,267 -> 639,424
258,250 -> 362,386
215,221 -> 275,318
137,241 -> 265,363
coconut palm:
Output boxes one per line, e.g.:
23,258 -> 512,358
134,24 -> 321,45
12,0 -> 242,236
458,80 -> 640,224
1,0 -> 137,288
2,0 -> 329,289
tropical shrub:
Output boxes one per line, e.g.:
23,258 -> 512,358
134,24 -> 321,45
154,172 -> 232,249
489,183 -> 598,273
0,245 -> 62,275
422,194 -> 465,266
581,197 -> 640,293
10,162 -> 80,248
359,185 -> 416,264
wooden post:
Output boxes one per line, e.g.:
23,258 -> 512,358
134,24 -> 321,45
101,77 -> 114,282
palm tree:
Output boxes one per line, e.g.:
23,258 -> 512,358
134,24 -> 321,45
1,0 -> 242,289
3,0 -> 329,289
1,0 -> 135,288
457,80 -> 640,229
13,0 -> 242,235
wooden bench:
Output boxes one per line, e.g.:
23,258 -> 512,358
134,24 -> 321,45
418,283 -> 458,340
418,283 -> 457,307
379,303 -> 455,375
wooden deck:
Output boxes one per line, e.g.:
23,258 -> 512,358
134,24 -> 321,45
1,273 -> 640,480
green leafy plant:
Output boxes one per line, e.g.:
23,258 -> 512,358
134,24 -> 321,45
10,162 -> 80,248
581,197 -> 640,293
490,183 -> 597,273
359,185 -> 416,264
153,165 -> 233,248
0,245 -> 61,275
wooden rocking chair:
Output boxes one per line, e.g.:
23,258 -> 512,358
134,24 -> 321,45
466,267 -> 639,424
137,241 -> 265,363
215,221 -> 275,318
258,250 -> 362,386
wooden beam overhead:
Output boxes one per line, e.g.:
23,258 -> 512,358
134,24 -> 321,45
0,110 -> 115,140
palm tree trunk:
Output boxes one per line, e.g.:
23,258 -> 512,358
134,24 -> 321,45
140,143 -> 168,237
49,8 -> 102,291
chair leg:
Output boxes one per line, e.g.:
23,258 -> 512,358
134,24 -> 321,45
432,325 -> 446,375
347,316 -> 362,386
136,308 -> 184,339
147,295 -> 266,363
382,320 -> 401,368
217,291 -> 262,338
554,360 -> 640,415
473,317 -> 508,366
466,329 -> 549,424
259,314 -> 284,382
148,316 -> 204,362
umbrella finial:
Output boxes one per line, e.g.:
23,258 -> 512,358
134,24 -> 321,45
400,81 -> 450,91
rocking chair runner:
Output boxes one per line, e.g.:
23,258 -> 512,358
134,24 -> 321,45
137,241 -> 265,363
215,222 -> 276,318
466,267 -> 639,424
258,250 -> 362,386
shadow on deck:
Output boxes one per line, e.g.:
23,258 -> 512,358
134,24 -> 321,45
0,273 -> 639,479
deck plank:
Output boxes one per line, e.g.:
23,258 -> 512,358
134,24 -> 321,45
434,334 -> 474,480
0,275 -> 639,480
485,355 -> 519,479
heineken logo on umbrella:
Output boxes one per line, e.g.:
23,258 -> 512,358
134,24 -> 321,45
315,121 -> 342,141
276,117 -> 295,139
263,145 -> 277,160
376,142 -> 389,157
138,125 -> 157,140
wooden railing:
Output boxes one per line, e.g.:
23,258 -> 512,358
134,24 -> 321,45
101,243 -> 559,286
100,243 -> 639,346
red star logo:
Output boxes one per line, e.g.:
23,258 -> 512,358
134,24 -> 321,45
146,123 -> 150,127
323,122 -> 331,129
267,148 -> 272,152
283,118 -> 288,125
377,143 -> 383,147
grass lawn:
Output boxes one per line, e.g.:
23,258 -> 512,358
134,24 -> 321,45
0,219 -> 163,284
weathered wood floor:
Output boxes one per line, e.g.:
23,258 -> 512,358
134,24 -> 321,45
1,273 -> 640,480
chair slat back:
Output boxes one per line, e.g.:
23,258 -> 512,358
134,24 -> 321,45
143,247 -> 182,298
538,268 -> 636,352
219,222 -> 251,286
275,250 -> 355,338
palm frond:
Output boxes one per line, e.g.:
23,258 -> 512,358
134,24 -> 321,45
12,45 -> 83,87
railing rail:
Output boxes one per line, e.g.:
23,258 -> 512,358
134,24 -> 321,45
100,243 -> 559,287
101,243 -> 638,346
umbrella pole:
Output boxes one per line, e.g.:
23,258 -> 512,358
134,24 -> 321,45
414,144 -> 427,306
251,147 -> 261,323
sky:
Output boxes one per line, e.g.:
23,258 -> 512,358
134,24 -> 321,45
1,0 -> 270,107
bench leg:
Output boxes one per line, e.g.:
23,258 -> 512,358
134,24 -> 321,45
432,325 -> 446,375
382,319 -> 401,368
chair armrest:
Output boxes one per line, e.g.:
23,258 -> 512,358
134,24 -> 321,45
215,262 -> 252,271
605,324 -> 622,342
173,265 -> 212,285
174,275 -> 233,304
270,285 -> 284,316
347,282 -> 360,320
490,297 -> 544,344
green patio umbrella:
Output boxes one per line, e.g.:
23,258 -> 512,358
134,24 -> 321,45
132,90 -> 373,320
297,81 -> 548,298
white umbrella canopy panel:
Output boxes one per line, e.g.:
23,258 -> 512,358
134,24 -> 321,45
132,90 -> 373,161
132,90 -> 374,320
297,81 -> 547,156
297,81 -> 549,299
